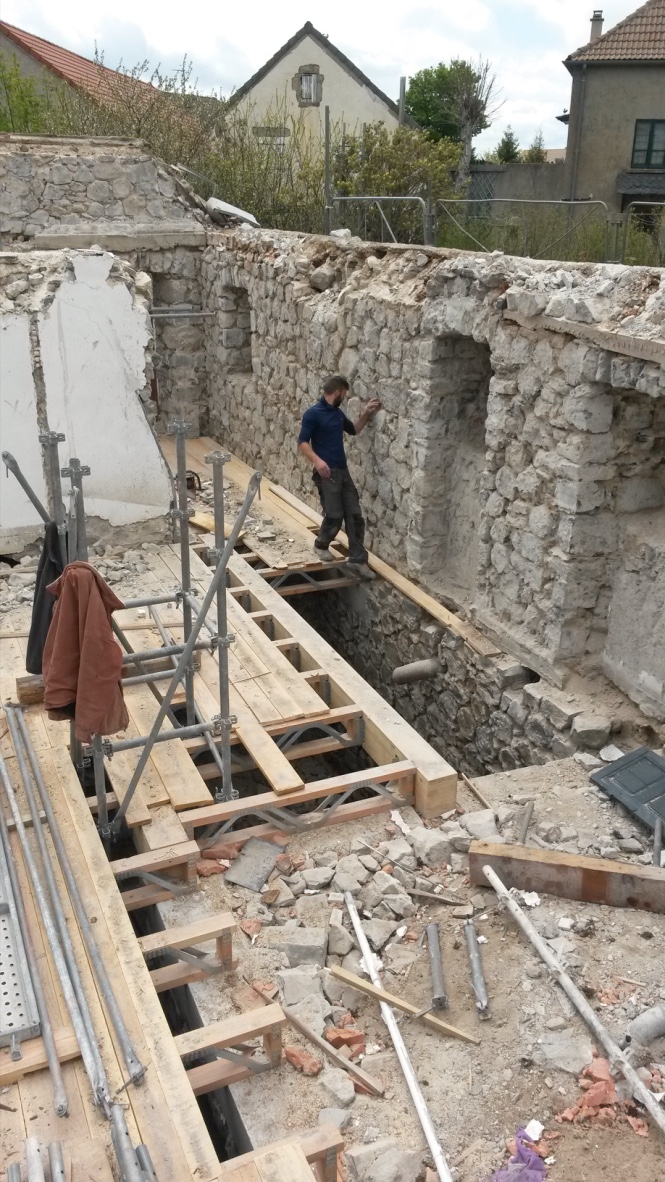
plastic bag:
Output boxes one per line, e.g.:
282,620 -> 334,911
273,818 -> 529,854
489,1128 -> 547,1180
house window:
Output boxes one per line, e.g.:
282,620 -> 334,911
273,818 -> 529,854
300,73 -> 318,104
292,65 -> 323,107
632,120 -> 665,169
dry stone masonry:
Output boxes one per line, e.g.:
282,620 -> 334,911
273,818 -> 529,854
200,227 -> 665,720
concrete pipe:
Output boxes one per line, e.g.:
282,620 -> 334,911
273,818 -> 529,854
392,657 -> 441,685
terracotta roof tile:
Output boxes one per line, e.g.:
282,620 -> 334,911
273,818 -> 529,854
0,20 -> 152,96
568,0 -> 665,62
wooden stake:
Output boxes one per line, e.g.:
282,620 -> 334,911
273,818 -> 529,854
329,967 -> 480,1045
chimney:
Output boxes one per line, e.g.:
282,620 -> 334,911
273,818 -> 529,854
590,10 -> 604,41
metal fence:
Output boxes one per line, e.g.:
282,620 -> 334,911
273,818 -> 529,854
326,193 -> 665,267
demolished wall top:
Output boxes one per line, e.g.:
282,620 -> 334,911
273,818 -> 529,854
0,134 -> 206,242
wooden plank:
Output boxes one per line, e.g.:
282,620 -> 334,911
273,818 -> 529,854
111,840 -> 199,880
175,1004 -> 285,1059
149,960 -> 230,994
233,717 -> 305,796
180,762 -> 415,837
121,883 -> 174,911
49,747 -> 222,1181
228,552 -> 457,818
219,1128 -> 344,1176
468,840 -> 665,913
255,1145 -> 313,1182
0,1028 -> 80,1086
133,805 -> 190,853
125,686 -> 211,810
185,1057 -> 255,1094
330,967 -> 480,1044
138,911 -> 235,956
225,1165 -> 262,1182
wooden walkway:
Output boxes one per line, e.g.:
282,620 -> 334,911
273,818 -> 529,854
0,438 -> 458,1178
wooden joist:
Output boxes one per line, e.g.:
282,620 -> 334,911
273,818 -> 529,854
330,966 -> 480,1044
469,840 -> 665,913
139,911 -> 236,991
179,762 -> 416,838
175,1003 -> 286,1096
219,1127 -> 344,1181
111,840 -> 200,886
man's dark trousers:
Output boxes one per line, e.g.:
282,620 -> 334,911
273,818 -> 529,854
313,469 -> 368,563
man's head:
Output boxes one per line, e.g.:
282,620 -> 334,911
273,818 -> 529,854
322,375 -> 349,407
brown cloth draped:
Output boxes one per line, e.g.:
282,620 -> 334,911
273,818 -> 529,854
43,561 -> 129,743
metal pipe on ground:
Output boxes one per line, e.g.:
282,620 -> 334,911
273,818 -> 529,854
463,919 -> 490,1020
25,1137 -> 46,1182
483,863 -> 665,1139
392,658 -> 441,685
422,923 -> 448,1010
654,817 -> 663,868
109,470 -> 261,834
9,705 -> 146,1086
0,786 -> 68,1116
518,800 -> 535,846
343,891 -> 454,1182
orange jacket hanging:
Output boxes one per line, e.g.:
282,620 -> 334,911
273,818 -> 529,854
42,561 -> 129,743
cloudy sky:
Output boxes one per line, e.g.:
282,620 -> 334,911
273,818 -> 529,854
4,1 -> 638,152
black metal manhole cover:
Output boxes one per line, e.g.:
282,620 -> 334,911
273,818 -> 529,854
590,746 -> 665,831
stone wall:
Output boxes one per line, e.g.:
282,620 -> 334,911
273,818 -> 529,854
0,136 -> 204,239
201,227 -> 665,716
297,581 -> 664,778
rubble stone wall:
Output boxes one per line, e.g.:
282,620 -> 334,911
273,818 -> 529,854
202,228 -> 665,716
298,580 -> 663,777
0,137 -> 202,239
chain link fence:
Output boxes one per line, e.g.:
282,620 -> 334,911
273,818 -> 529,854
436,198 -> 610,262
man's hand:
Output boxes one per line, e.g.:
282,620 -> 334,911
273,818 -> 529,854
366,398 -> 381,416
314,457 -> 331,479
354,397 -> 382,434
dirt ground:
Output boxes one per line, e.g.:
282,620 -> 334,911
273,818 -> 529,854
161,757 -> 665,1182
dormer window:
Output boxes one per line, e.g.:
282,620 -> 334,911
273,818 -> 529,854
292,65 -> 323,107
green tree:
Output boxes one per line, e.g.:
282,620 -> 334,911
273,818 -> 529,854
496,125 -> 521,163
0,52 -> 48,132
404,64 -> 460,141
524,128 -> 547,163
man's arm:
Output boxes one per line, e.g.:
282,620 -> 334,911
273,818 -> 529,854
353,398 -> 381,434
298,440 -> 330,479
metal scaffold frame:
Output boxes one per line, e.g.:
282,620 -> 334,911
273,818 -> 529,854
3,420 -> 262,842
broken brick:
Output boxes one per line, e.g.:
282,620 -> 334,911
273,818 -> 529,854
240,919 -> 262,938
284,1045 -> 322,1076
325,1027 -> 365,1050
201,841 -> 241,861
196,860 -> 226,877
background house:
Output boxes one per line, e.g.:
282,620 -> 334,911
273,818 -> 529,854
230,22 -> 407,139
563,2 -> 665,212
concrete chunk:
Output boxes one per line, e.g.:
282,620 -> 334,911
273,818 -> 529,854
266,925 -> 328,966
303,866 -> 336,889
336,854 -> 371,884
459,809 -> 500,841
319,1066 -> 355,1108
276,965 -> 322,1005
362,919 -> 399,951
571,713 -> 611,750
346,1137 -> 421,1182
408,826 -> 452,868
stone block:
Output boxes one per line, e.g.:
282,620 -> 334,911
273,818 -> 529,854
310,265 -> 336,291
288,993 -> 332,1036
362,919 -> 398,950
319,1066 -> 355,1108
336,854 -> 371,884
407,826 -> 452,868
267,926 -> 328,966
332,870 -> 363,896
562,386 -> 614,433
539,691 -> 582,731
276,965 -> 323,1005
328,925 -> 355,956
381,838 -> 417,870
571,713 -> 611,750
303,867 -> 336,889
319,1107 -> 353,1130
459,809 -> 499,840
346,1138 -> 421,1182
373,870 -> 401,895
616,477 -> 663,514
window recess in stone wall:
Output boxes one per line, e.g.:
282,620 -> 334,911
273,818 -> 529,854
214,285 -> 254,374
408,335 -> 492,604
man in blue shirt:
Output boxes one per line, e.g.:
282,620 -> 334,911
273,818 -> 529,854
298,374 -> 380,580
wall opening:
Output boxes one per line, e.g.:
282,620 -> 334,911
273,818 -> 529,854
412,335 -> 492,604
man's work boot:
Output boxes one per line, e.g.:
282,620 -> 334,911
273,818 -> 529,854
347,561 -> 376,581
314,544 -> 335,563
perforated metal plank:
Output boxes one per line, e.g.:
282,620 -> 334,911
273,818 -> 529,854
590,746 -> 665,831
0,834 -> 41,1051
